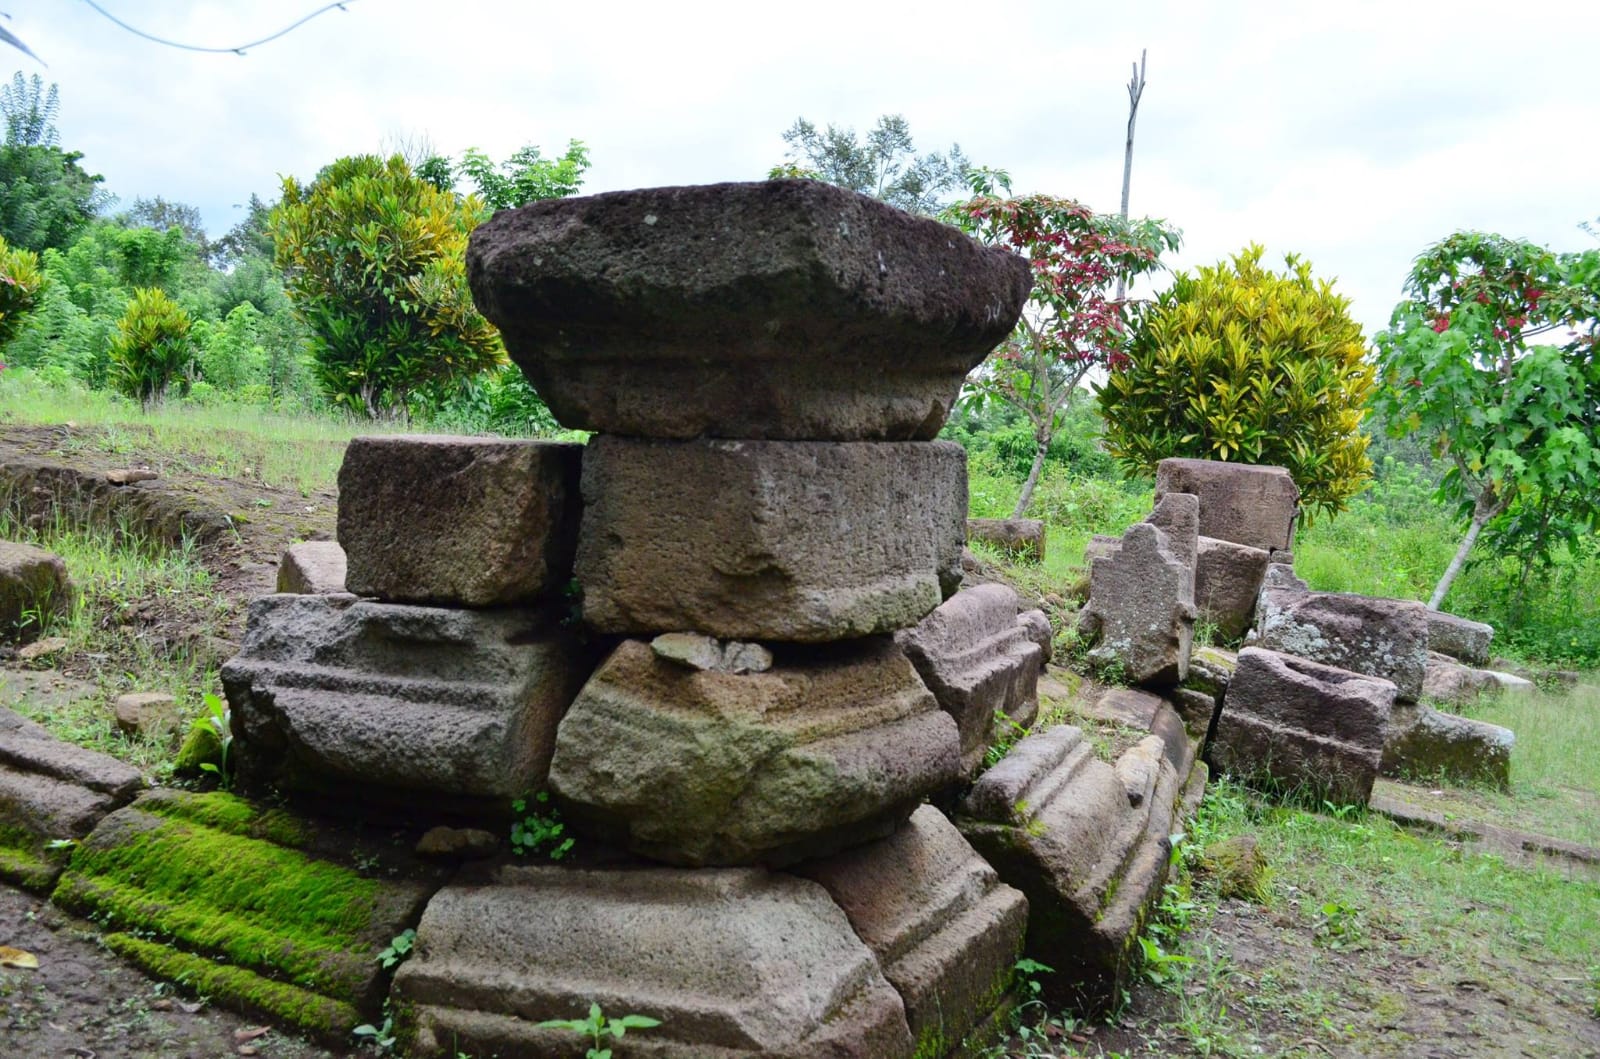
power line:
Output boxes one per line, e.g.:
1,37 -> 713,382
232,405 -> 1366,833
78,0 -> 359,56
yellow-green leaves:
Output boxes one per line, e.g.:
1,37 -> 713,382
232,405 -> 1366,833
109,286 -> 195,408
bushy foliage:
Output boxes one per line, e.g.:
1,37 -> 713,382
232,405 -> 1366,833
452,141 -> 590,211
1100,245 -> 1375,519
110,287 -> 195,407
771,114 -> 973,216
0,233 -> 44,346
419,364 -> 560,436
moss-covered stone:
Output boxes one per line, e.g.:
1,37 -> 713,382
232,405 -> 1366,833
1200,834 -> 1271,903
172,717 -> 223,776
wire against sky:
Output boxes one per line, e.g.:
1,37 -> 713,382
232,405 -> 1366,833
79,0 -> 359,56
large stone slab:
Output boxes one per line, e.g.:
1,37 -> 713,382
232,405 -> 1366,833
1081,522 -> 1196,687
337,435 -> 583,607
0,539 -> 73,642
1426,610 -> 1494,666
547,637 -> 960,866
958,726 -> 1180,1012
222,594 -> 590,807
1383,702 -> 1514,789
1195,536 -> 1269,641
1253,568 -> 1428,702
0,706 -> 143,892
467,179 -> 1031,441
393,863 -> 917,1059
967,517 -> 1045,563
897,583 -> 1043,775
794,805 -> 1027,1058
276,540 -> 346,594
1210,647 -> 1396,805
577,437 -> 966,641
1154,458 -> 1299,552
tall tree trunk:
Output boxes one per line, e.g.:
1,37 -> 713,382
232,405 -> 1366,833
1113,50 -> 1147,304
1012,439 -> 1050,519
1428,488 -> 1511,610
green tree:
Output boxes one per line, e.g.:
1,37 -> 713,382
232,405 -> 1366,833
272,153 -> 503,417
1099,245 -> 1376,519
110,286 -> 195,407
451,140 -> 590,211
0,232 -> 44,346
771,114 -> 972,215
1372,232 -> 1600,608
0,73 -> 112,252
121,196 -> 211,260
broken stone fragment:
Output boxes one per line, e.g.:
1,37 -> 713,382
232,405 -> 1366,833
275,540 -> 346,595
966,517 -> 1046,563
0,540 -> 73,643
650,632 -> 774,674
1425,610 -> 1494,667
467,179 -> 1031,441
1253,574 -> 1428,702
104,468 -> 158,485
1144,491 -> 1199,570
1081,521 -> 1196,687
1154,457 -> 1299,552
112,692 -> 178,740
414,825 -> 500,859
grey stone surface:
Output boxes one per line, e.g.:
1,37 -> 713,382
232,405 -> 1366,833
467,179 -> 1031,441
897,584 -> 1042,775
394,863 -> 917,1059
1145,491 -> 1199,570
1083,534 -> 1122,566
221,594 -> 590,805
1426,610 -> 1494,666
1081,687 -> 1194,779
1018,608 -> 1054,665
337,435 -> 583,607
794,805 -> 1027,1056
967,517 -> 1046,563
276,540 -> 347,595
577,437 -> 966,641
1422,655 -> 1508,706
958,726 -> 1180,1012
548,638 -> 960,866
1154,458 -> 1299,552
1383,703 -> 1514,789
0,540 -> 72,643
651,632 -> 773,674
1211,647 -> 1397,805
112,692 -> 178,739
1195,536 -> 1269,641
1254,576 -> 1428,702
1081,522 -> 1196,687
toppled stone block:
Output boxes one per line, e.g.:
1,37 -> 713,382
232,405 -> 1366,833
0,706 -> 143,891
967,517 -> 1046,563
548,638 -> 960,866
1083,534 -> 1122,566
1154,458 -> 1299,552
1382,703 -> 1513,789
1018,608 -> 1053,665
958,726 -> 1180,1011
1253,574 -> 1428,702
53,790 -> 441,1040
897,584 -> 1042,774
577,437 -> 966,641
1210,647 -> 1396,805
0,540 -> 73,643
112,691 -> 178,740
1081,687 -> 1193,779
795,806 -> 1028,1058
1426,610 -> 1494,666
1195,536 -> 1269,641
222,595 -> 590,807
276,540 -> 346,595
1422,654 -> 1509,706
651,632 -> 773,674
1145,491 -> 1199,569
394,864 -> 917,1059
337,435 -> 582,607
1081,522 -> 1196,687
467,179 -> 1031,441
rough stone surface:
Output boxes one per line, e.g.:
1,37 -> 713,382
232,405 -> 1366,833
1254,574 -> 1429,702
1382,703 -> 1514,790
1154,458 -> 1299,552
1083,534 -> 1122,566
1195,536 -> 1270,641
337,435 -> 583,607
1145,492 -> 1199,570
1018,608 -> 1053,665
394,863 -> 917,1059
0,706 -> 143,892
1081,687 -> 1194,779
794,806 -> 1027,1056
967,517 -> 1046,563
577,437 -> 966,641
897,583 -> 1042,775
959,726 -> 1180,1012
1422,655 -> 1510,706
112,692 -> 178,739
105,467 -> 159,485
651,632 -> 773,674
1211,647 -> 1397,805
548,637 -> 960,866
0,540 -> 72,642
467,179 -> 1031,441
275,540 -> 347,595
1081,522 -> 1196,687
221,594 -> 590,807
414,826 -> 499,860
1426,610 -> 1494,666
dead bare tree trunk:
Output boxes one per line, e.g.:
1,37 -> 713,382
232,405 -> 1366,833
1113,50 -> 1147,304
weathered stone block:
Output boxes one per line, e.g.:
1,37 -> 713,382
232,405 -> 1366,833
1195,536 -> 1269,641
276,540 -> 346,595
1145,491 -> 1199,569
967,517 -> 1045,563
897,584 -> 1042,775
795,805 -> 1027,1058
1254,575 -> 1428,702
467,179 -> 1031,441
547,638 -> 960,866
394,864 -> 917,1059
1082,522 -> 1195,687
0,540 -> 72,642
1422,654 -> 1508,706
1018,608 -> 1053,664
577,437 -> 966,641
337,435 -> 582,607
958,726 -> 1180,1012
1211,647 -> 1396,805
1426,610 -> 1494,666
1383,702 -> 1513,789
1081,687 -> 1193,779
1154,458 -> 1299,552
222,595 -> 590,806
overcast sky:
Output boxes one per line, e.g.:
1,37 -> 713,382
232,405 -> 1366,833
8,0 -> 1598,334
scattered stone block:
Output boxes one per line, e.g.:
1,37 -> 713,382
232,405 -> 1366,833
0,540 -> 72,643
222,594 -> 590,808
547,637 -> 961,866
393,863 -> 918,1059
1154,458 -> 1299,552
414,825 -> 499,860
650,632 -> 773,674
967,517 -> 1045,563
1199,835 -> 1270,902
1210,647 -> 1396,805
467,179 -> 1031,441
1253,575 -> 1428,702
577,437 -> 966,641
959,726 -> 1180,1011
1426,610 -> 1494,666
0,706 -> 143,891
1422,654 -> 1508,706
1081,687 -> 1193,779
1170,687 -> 1220,741
1081,522 -> 1196,687
897,583 -> 1042,774
15,635 -> 67,660
1383,703 -> 1513,789
1144,491 -> 1199,569
1018,608 -> 1053,665
112,691 -> 178,740
1195,536 -> 1269,641
794,805 -> 1027,1058
276,540 -> 347,595
104,468 -> 158,485
337,435 -> 583,607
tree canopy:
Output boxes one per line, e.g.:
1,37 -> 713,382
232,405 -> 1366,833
771,114 -> 972,216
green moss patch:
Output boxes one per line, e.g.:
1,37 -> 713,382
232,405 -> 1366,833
0,819 -> 71,893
